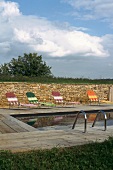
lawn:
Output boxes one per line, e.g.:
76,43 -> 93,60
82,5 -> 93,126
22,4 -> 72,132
0,137 -> 113,170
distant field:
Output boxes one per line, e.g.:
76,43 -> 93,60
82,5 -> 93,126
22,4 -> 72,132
0,75 -> 113,84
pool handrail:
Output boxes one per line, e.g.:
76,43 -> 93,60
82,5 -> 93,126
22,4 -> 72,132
72,110 -> 87,133
92,110 -> 107,131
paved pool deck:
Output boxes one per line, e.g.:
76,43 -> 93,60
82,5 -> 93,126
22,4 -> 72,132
0,104 -> 113,153
1,103 -> 113,116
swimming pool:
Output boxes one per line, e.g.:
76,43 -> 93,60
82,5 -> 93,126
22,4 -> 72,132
11,108 -> 113,133
13,111 -> 113,131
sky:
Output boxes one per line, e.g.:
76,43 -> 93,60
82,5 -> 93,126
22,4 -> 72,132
0,0 -> 113,79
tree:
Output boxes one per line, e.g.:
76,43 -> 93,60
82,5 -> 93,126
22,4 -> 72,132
0,63 -> 10,75
0,53 -> 53,77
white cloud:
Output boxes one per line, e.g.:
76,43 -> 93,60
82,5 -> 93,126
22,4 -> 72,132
101,34 -> 113,55
0,0 -> 20,17
0,0 -> 110,64
62,0 -> 113,21
14,28 -> 34,43
35,29 -> 108,57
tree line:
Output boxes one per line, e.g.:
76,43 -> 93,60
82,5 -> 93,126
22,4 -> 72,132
0,53 -> 113,84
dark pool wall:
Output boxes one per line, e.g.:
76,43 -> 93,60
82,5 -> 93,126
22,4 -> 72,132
0,82 -> 112,108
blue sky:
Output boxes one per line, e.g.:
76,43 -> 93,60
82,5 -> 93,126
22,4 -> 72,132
0,0 -> 113,78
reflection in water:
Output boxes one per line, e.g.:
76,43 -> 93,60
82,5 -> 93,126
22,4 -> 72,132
17,114 -> 113,131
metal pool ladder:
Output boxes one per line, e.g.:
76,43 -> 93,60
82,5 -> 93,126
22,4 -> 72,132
92,110 -> 107,131
72,110 -> 87,133
72,110 -> 107,133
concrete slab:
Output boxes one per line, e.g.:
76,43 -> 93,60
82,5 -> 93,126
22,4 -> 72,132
0,123 -> 113,152
0,104 -> 113,153
0,103 -> 113,116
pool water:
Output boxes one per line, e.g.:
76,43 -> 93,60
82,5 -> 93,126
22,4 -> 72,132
17,114 -> 83,127
17,114 -> 113,131
37,119 -> 113,131
96,119 -> 113,126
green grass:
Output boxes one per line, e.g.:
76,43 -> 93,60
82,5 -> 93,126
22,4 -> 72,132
0,137 -> 113,170
0,75 -> 113,84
